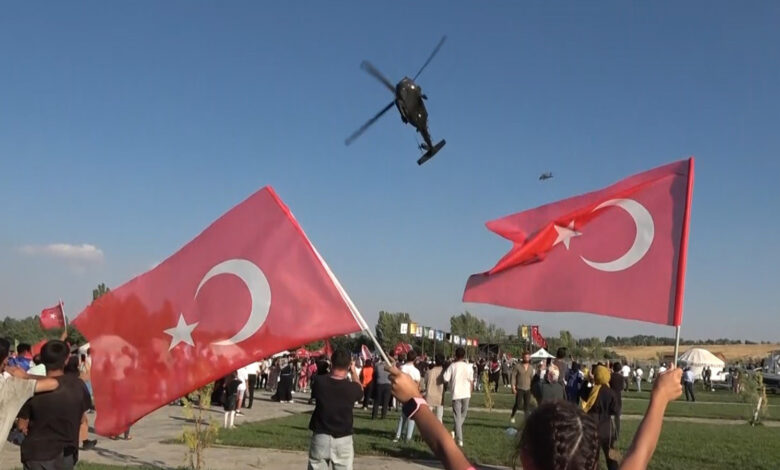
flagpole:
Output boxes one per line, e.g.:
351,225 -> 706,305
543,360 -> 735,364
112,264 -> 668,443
307,244 -> 392,365
672,157 -> 695,367
59,299 -> 68,328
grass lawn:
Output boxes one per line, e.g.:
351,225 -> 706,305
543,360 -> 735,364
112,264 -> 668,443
458,388 -> 777,421
216,408 -> 780,469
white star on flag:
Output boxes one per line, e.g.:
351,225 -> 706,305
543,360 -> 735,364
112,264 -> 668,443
164,313 -> 198,351
553,221 -> 582,250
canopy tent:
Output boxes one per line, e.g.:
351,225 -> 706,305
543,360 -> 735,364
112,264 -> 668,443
678,348 -> 726,381
530,348 -> 554,359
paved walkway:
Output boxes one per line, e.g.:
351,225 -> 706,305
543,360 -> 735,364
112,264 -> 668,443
1,391 -> 506,470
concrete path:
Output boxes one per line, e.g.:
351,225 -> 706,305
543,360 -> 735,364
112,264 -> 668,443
1,391 -> 507,470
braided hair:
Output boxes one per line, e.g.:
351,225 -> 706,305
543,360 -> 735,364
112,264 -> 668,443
515,401 -> 600,470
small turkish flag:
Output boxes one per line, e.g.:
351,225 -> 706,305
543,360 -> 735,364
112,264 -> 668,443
73,187 -> 363,435
361,344 -> 372,361
39,303 -> 65,330
464,158 -> 694,327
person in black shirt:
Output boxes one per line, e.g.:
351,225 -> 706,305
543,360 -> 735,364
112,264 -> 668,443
609,362 -> 624,440
308,349 -> 363,470
17,340 -> 92,470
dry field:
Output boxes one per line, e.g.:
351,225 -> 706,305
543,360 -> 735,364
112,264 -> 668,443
608,343 -> 779,362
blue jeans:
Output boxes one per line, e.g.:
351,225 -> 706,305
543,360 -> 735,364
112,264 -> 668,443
395,415 -> 415,441
308,433 -> 354,470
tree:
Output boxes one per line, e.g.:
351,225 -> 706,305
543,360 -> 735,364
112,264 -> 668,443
93,283 -> 110,301
449,311 -> 487,340
375,311 -> 411,353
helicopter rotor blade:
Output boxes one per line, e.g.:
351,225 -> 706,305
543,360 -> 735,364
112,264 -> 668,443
360,61 -> 396,93
413,35 -> 447,81
344,101 -> 395,146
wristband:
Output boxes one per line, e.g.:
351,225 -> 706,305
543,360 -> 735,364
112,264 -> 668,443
403,397 -> 428,419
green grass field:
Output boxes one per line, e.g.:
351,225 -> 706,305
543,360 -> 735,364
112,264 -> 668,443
216,408 -> 780,469
456,387 -> 777,421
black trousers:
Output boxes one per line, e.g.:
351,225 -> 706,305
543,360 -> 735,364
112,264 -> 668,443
600,437 -> 619,470
501,372 -> 510,385
614,413 -> 621,440
259,373 -> 268,389
362,382 -> 374,408
511,389 -> 532,417
372,383 -> 391,419
684,382 -> 696,401
246,374 -> 257,408
489,373 -> 500,392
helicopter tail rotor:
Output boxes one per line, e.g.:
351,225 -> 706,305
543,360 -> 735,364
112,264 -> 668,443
360,61 -> 396,93
344,101 -> 395,146
413,35 -> 447,81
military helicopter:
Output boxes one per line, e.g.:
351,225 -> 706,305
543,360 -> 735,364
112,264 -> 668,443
539,172 -> 554,181
345,36 -> 447,165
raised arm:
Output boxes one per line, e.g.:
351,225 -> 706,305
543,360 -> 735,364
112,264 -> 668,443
620,367 -> 683,470
387,364 -> 472,470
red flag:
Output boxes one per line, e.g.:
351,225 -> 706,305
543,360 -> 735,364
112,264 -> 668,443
39,303 -> 65,330
464,158 -> 694,327
361,344 -> 372,361
73,187 -> 363,435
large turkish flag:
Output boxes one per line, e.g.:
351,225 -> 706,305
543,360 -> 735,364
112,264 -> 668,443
464,158 -> 694,327
73,187 -> 362,435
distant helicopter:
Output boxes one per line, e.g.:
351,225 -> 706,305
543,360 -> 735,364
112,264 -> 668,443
345,36 -> 447,165
539,172 -> 554,181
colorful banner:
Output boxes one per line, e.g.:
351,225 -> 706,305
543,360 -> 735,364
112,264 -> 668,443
400,323 -> 409,335
427,328 -> 435,340
409,323 -> 418,335
521,325 -> 529,340
415,326 -> 423,338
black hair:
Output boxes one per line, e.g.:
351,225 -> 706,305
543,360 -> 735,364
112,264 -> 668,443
398,354 -> 407,363
0,338 -> 10,363
612,362 -> 622,373
33,354 -> 42,365
455,347 -> 466,360
556,347 -> 567,359
364,359 -> 373,367
434,353 -> 445,367
517,401 -> 600,470
41,340 -> 69,371
406,350 -> 417,362
16,343 -> 31,355
331,349 -> 351,369
65,355 -> 80,375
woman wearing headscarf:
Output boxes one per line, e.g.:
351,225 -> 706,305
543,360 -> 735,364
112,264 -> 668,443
580,364 -> 619,470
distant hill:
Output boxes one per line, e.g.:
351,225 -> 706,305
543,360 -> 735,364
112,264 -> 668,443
608,343 -> 779,362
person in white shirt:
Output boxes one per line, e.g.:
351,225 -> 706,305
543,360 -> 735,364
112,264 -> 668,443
647,367 -> 655,383
635,367 -> 644,392
443,347 -> 473,447
236,365 -> 249,415
620,363 -> 631,392
393,350 -> 421,442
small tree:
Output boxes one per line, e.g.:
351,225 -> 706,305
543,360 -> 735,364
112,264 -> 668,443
181,384 -> 219,470
740,371 -> 769,426
481,369 -> 494,411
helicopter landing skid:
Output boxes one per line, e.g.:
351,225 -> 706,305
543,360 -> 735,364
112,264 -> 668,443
417,139 -> 446,166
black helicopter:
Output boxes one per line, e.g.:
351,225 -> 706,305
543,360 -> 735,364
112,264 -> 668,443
345,36 -> 447,165
539,172 -> 554,181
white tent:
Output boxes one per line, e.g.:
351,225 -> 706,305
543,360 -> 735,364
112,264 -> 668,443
678,348 -> 725,381
530,348 -> 555,359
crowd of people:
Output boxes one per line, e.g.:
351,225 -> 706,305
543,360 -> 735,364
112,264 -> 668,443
2,337 -> 688,470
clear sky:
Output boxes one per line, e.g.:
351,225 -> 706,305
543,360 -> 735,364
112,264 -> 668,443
2,2 -> 778,342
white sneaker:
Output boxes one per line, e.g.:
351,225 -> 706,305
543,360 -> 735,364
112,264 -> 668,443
450,431 -> 455,439
458,440 -> 464,447
510,417 -> 516,424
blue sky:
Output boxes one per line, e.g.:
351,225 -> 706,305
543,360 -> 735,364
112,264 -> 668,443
2,2 -> 778,341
